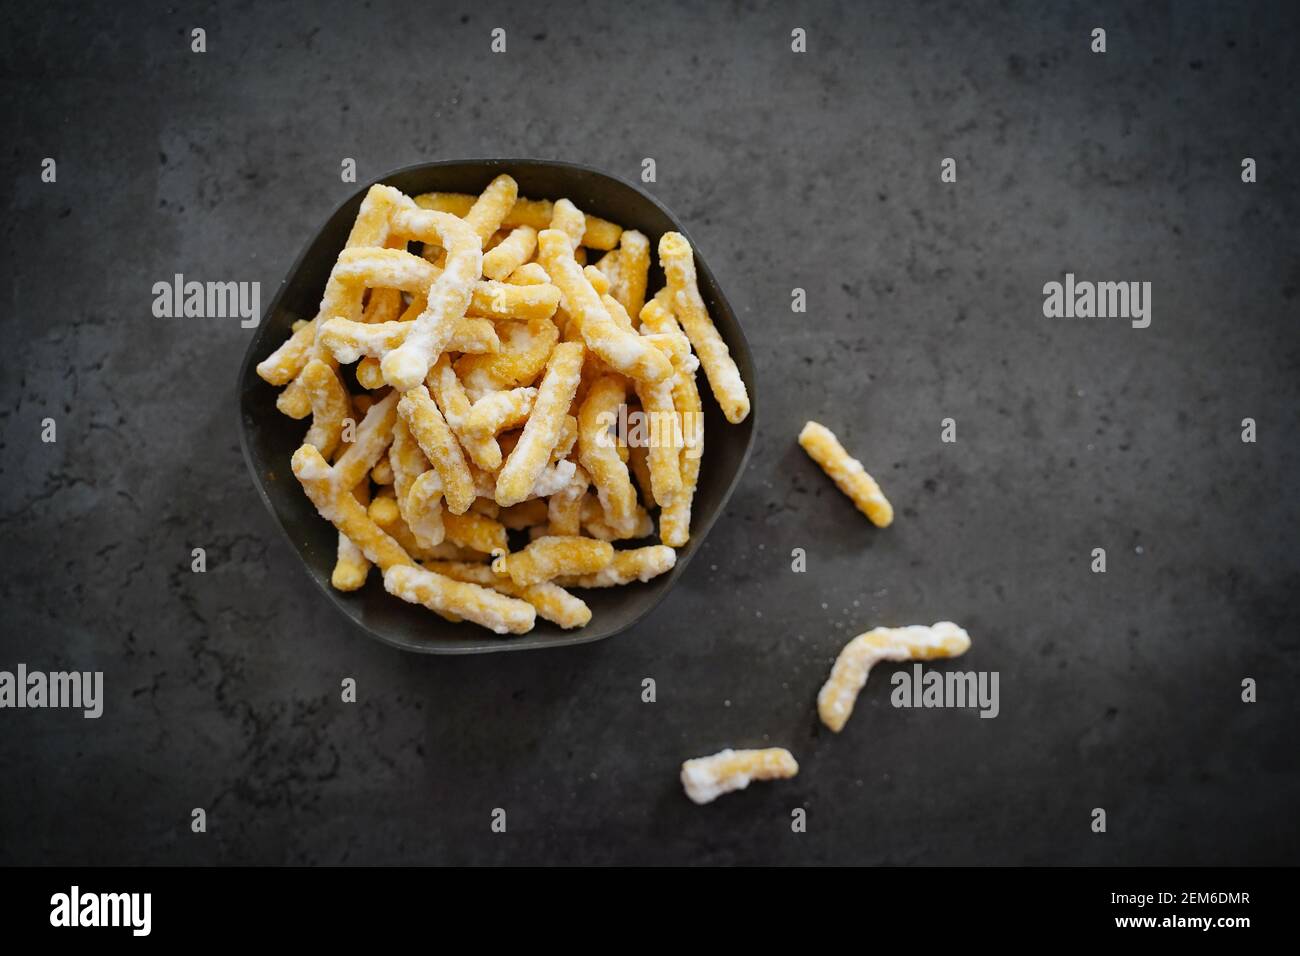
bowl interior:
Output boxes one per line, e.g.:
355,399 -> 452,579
237,159 -> 756,653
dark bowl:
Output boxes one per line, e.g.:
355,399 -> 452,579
237,159 -> 756,653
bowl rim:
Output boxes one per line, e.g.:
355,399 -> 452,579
235,157 -> 757,654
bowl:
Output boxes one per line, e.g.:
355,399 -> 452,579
236,159 -> 756,653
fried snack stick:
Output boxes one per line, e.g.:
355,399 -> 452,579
427,355 -> 505,472
384,565 -> 536,635
584,265 -> 611,297
389,416 -> 443,548
627,444 -> 655,509
415,192 -> 622,249
547,465 -> 589,536
817,623 -> 972,732
368,494 -> 440,562
555,545 -> 676,588
495,341 -> 585,506
506,262 -> 550,286
577,374 -> 640,536
425,561 -> 592,630
332,479 -> 371,591
538,230 -> 672,385
613,230 -> 650,321
293,445 -> 411,572
321,314 -> 498,366
398,385 -> 476,515
300,359 -> 351,459
443,511 -> 508,556
633,340 -> 683,508
257,183 -> 402,386
470,280 -> 561,322
462,174 -> 518,244
579,494 -> 654,540
550,198 -> 586,250
660,363 -> 703,548
482,225 -> 538,281
491,535 -> 614,588
658,232 -> 750,424
462,386 -> 536,440
456,317 -> 559,397
380,204 -> 482,390
797,421 -> 893,528
498,499 -> 549,530
680,749 -> 799,805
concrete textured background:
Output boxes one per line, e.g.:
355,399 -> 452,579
1,0 -> 1297,865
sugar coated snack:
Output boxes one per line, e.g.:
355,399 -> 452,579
818,622 -> 971,732
680,748 -> 799,805
257,176 -> 750,638
797,420 -> 894,528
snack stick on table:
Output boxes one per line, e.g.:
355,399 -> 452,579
538,230 -> 672,385
292,444 -> 412,572
456,317 -> 559,395
380,206 -> 481,391
462,174 -> 519,244
555,545 -> 676,588
680,748 -> 799,805
383,565 -> 536,635
505,261 -> 550,286
398,385 -> 476,515
495,341 -> 585,507
443,511 -> 508,556
817,623 -> 972,732
414,192 -> 623,249
300,359 -> 351,460
658,231 -> 750,424
547,465 -> 590,536
577,374 -> 641,536
550,198 -> 587,250
462,386 -> 537,439
797,421 -> 893,528
660,363 -> 703,548
427,355 -> 504,472
614,229 -> 650,321
491,535 -> 614,588
423,561 -> 592,630
482,224 -> 538,281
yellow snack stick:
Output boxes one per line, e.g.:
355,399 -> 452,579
491,535 -> 614,587
422,540 -> 490,562
331,246 -> 438,291
370,458 -> 394,485
584,265 -> 611,296
498,498 -> 549,530
332,480 -> 372,592
443,511 -> 508,555
600,293 -> 635,333
318,315 -> 498,364
482,225 -> 538,281
331,391 -> 399,491
818,623 -> 972,732
463,386 -> 537,440
555,545 -> 676,589
660,364 -> 703,548
427,355 -> 504,472
292,444 -> 411,572
540,230 -> 671,384
468,281 -> 560,322
495,341 -> 585,507
362,286 -> 403,324
552,414 -> 578,461
355,356 -> 385,389
398,385 -> 476,515
577,374 -> 640,537
546,465 -> 590,536
680,749 -> 799,805
579,493 -> 654,541
425,561 -> 592,630
404,468 -> 445,549
797,421 -> 893,528
633,340 -> 683,508
463,174 -> 519,244
383,565 -> 535,635
628,444 -> 655,509
455,317 -> 558,395
550,198 -> 587,250
505,262 -> 550,286
388,416 -> 444,549
614,230 -> 650,321
416,191 -> 622,249
380,204 -> 481,390
300,359 -> 352,459
637,289 -> 682,336
658,231 -> 750,423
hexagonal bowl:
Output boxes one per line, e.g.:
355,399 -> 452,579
236,159 -> 756,653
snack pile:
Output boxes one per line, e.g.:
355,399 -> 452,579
257,176 -> 750,636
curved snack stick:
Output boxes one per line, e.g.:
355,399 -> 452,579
427,355 -> 504,472
482,225 -> 538,281
614,230 -> 650,321
332,480 -> 372,591
491,535 -> 614,588
463,386 -> 537,440
292,445 -> 411,571
463,174 -> 519,244
817,623 -> 972,732
797,421 -> 893,528
443,511 -> 508,556
538,230 -> 672,385
383,565 -> 535,635
331,392 -> 399,490
547,465 -> 589,537
381,207 -> 481,390
577,374 -> 640,536
555,545 -> 676,588
415,193 -> 622,249
680,748 -> 799,805
456,317 -> 559,395
300,359 -> 351,459
319,315 -> 498,364
398,385 -> 476,515
495,341 -> 585,507
660,364 -> 703,548
423,561 -> 592,630
404,468 -> 445,550
506,262 -> 550,286
658,232 -> 750,423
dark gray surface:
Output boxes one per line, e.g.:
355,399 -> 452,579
1,0 -> 1297,865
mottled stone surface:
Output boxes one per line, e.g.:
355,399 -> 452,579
1,0 -> 1297,865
